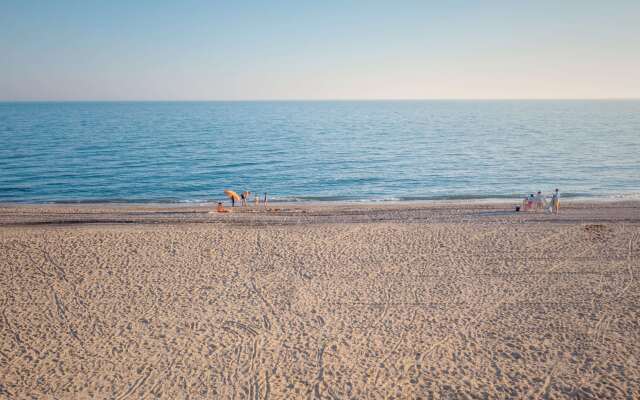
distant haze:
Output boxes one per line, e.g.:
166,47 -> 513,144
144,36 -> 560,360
1,1 -> 639,101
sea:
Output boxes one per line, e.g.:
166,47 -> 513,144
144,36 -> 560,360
1,100 -> 639,204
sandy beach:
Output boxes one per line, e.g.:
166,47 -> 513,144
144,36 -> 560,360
0,200 -> 639,398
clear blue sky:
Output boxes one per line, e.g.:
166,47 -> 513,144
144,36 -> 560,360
1,1 -> 639,100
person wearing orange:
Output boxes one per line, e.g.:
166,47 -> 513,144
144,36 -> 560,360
216,202 -> 230,213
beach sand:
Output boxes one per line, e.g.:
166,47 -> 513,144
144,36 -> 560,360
0,201 -> 639,398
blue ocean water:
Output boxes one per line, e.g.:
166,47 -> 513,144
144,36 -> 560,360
0,101 -> 639,204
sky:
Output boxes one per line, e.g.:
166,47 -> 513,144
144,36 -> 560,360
1,1 -> 639,100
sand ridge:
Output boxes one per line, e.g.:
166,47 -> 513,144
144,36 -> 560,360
0,201 -> 639,398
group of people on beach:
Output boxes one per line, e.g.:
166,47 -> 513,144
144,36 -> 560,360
217,189 -> 562,214
216,190 -> 268,213
521,188 -> 560,214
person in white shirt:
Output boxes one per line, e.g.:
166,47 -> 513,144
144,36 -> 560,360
535,191 -> 545,211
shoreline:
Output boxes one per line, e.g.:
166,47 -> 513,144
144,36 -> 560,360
1,192 -> 639,207
1,199 -> 639,227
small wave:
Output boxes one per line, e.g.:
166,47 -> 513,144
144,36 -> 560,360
2,191 -> 639,205
266,192 -> 609,204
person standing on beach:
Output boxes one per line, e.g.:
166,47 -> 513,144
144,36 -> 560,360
526,194 -> 535,211
240,191 -> 251,207
535,191 -> 545,211
254,194 -> 259,206
552,188 -> 560,214
263,192 -> 268,207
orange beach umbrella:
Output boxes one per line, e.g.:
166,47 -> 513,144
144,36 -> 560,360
224,189 -> 241,202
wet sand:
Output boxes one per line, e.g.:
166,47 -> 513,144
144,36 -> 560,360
0,201 -> 639,398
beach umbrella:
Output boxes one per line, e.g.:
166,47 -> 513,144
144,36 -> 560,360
224,189 -> 241,205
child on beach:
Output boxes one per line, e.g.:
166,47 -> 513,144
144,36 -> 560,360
526,194 -> 535,211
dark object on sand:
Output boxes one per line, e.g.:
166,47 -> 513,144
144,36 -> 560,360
515,206 -> 520,212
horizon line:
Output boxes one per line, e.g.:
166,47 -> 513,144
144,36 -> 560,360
1,97 -> 639,103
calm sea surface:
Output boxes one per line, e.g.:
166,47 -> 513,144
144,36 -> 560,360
1,101 -> 639,204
